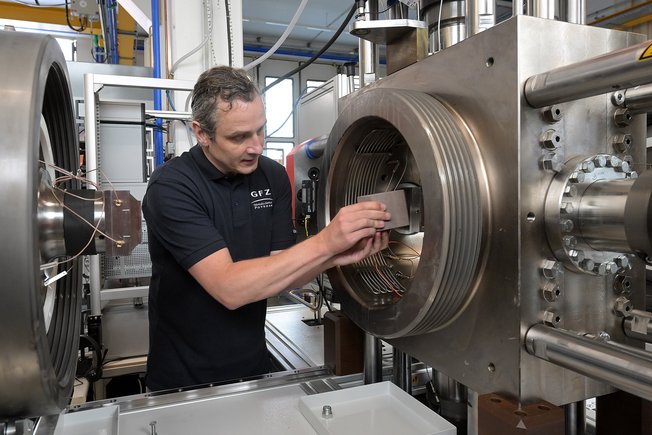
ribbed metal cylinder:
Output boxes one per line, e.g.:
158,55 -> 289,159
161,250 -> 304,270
321,88 -> 487,338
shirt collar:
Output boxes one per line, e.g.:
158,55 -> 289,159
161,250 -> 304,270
190,144 -> 244,183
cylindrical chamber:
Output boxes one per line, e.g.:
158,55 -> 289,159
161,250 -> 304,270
466,0 -> 495,37
564,0 -> 586,25
578,178 -> 634,252
358,1 -> 379,85
421,0 -> 465,52
526,0 -> 555,19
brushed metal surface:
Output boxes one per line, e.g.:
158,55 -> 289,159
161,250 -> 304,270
320,15 -> 648,405
0,31 -> 81,418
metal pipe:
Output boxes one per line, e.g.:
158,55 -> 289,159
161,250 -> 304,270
392,348 -> 412,394
363,333 -> 383,384
423,1 -> 465,52
524,39 -> 652,108
151,0 -> 164,166
565,0 -> 586,24
526,0 -> 555,19
565,400 -> 586,435
525,324 -> 652,401
358,0 -> 378,86
624,309 -> 652,341
466,0 -> 495,37
624,83 -> 652,114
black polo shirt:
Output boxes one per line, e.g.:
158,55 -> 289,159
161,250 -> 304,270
142,144 -> 296,391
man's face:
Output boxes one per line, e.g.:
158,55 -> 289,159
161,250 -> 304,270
197,94 -> 266,175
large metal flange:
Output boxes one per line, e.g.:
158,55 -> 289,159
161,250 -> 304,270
545,154 -> 637,275
0,31 -> 81,419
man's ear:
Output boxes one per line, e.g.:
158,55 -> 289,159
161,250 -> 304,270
192,121 -> 210,146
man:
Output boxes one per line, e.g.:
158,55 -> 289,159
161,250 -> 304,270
142,66 -> 389,391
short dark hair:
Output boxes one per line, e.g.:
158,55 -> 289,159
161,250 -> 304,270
191,66 -> 259,139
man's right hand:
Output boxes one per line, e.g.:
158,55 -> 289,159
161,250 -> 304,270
315,201 -> 390,257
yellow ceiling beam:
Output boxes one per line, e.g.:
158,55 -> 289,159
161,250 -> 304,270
0,1 -> 143,65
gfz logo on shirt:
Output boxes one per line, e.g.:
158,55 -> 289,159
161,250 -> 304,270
251,189 -> 273,210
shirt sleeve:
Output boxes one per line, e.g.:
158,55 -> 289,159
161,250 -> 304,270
270,163 -> 297,252
143,173 -> 227,269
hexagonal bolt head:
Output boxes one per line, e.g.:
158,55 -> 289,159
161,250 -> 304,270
614,108 -> 633,127
614,256 -> 630,270
542,282 -> 561,302
560,202 -> 574,214
606,155 -> 621,168
580,258 -> 595,271
540,130 -> 562,149
593,155 -> 608,168
568,249 -> 585,263
597,331 -> 611,341
627,171 -> 639,179
594,261 -> 617,275
611,91 -> 625,106
613,274 -> 633,294
541,153 -> 563,172
614,160 -> 630,173
542,105 -> 563,123
542,310 -> 562,327
568,171 -> 585,183
580,161 -> 595,173
560,219 -> 574,233
542,259 -> 563,279
612,134 -> 633,154
563,235 -> 578,248
614,296 -> 633,317
564,185 -> 578,197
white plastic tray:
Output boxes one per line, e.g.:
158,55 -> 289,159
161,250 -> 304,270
298,381 -> 456,435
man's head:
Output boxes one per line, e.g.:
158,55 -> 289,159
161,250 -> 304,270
191,66 -> 266,175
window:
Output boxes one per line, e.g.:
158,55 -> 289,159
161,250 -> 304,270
264,141 -> 295,167
264,77 -> 294,138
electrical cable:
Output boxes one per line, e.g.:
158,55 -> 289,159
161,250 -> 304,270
262,3 -> 356,94
243,0 -> 310,71
170,0 -> 213,76
8,0 -> 65,6
65,0 -> 85,32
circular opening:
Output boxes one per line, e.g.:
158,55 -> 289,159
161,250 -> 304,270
626,113 -> 632,121
555,108 -> 561,116
514,410 -> 528,417
555,135 -> 561,143
625,305 -> 631,312
330,119 -> 423,307
555,315 -> 561,323
526,212 -> 536,222
554,288 -> 561,296
485,57 -> 494,67
538,405 -> 551,411
625,138 -> 632,145
488,363 -> 496,373
490,397 -> 502,403
624,280 -> 631,288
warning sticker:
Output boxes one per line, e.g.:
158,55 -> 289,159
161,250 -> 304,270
639,43 -> 652,61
